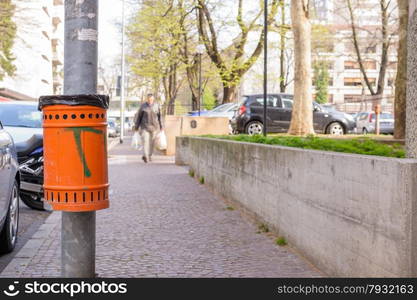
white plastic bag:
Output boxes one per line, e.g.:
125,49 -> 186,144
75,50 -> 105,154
156,130 -> 167,151
131,131 -> 141,150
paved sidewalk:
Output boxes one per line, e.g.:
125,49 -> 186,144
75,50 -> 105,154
1,139 -> 321,278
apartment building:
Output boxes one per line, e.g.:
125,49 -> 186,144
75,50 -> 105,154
314,0 -> 398,111
0,0 -> 64,100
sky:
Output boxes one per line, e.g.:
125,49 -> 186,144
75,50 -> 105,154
98,0 -> 135,67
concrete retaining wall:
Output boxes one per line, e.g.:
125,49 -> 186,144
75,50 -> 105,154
176,136 -> 417,277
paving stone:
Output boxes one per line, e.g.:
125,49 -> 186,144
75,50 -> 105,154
2,139 -> 321,278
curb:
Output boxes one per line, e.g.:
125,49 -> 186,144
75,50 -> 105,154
0,211 -> 60,278
108,138 -> 120,152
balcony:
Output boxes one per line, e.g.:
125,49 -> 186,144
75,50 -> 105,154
52,53 -> 63,66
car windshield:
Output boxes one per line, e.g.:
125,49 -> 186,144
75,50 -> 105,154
372,113 -> 393,120
0,104 -> 42,128
211,103 -> 233,113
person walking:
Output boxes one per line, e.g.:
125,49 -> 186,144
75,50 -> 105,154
134,94 -> 163,163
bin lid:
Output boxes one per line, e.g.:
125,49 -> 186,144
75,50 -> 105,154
38,94 -> 109,110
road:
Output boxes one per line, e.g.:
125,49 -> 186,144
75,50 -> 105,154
0,203 -> 50,272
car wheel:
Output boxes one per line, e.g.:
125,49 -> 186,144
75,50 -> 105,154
20,194 -> 45,211
0,180 -> 19,254
362,128 -> 368,135
326,122 -> 345,135
245,121 -> 264,135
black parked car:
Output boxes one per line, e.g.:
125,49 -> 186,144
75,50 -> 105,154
231,94 -> 356,135
0,121 -> 20,253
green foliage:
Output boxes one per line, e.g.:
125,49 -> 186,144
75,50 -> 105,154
226,206 -> 235,211
313,61 -> 329,104
199,176 -> 205,184
0,0 -> 16,80
203,87 -> 216,110
276,237 -> 287,246
127,0 -> 184,87
188,169 -> 195,178
258,224 -> 269,233
203,135 -> 406,158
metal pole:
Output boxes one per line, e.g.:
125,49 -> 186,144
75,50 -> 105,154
62,0 -> 97,277
198,53 -> 202,116
120,0 -> 126,143
263,0 -> 268,136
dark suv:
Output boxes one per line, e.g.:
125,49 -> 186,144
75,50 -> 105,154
231,94 -> 356,135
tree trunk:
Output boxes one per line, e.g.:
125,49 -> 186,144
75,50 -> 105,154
288,0 -> 314,135
407,0 -> 417,158
376,0 -> 389,95
191,93 -> 198,111
279,44 -> 285,92
167,99 -> 175,115
279,0 -> 286,93
223,85 -> 238,103
394,0 -> 408,140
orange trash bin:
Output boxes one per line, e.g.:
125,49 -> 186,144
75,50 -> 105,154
39,95 -> 110,212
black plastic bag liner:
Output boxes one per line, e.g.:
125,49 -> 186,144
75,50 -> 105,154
38,94 -> 109,110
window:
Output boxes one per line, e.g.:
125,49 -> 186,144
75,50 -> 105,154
344,60 -> 376,70
364,61 -> 377,70
282,98 -> 293,109
371,113 -> 393,121
344,61 -> 357,70
359,113 -> 368,121
365,45 -> 377,54
344,94 -> 360,102
0,104 -> 42,128
254,96 -> 279,107
344,78 -> 376,87
344,78 -> 362,87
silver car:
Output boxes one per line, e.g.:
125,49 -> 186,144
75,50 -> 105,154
356,112 -> 394,134
0,120 -> 20,253
205,103 -> 239,120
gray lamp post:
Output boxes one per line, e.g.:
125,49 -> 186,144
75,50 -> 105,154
196,44 -> 205,117
263,0 -> 268,136
120,0 -> 126,143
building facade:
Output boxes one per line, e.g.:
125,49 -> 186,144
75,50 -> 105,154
0,0 -> 64,100
314,0 -> 398,112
